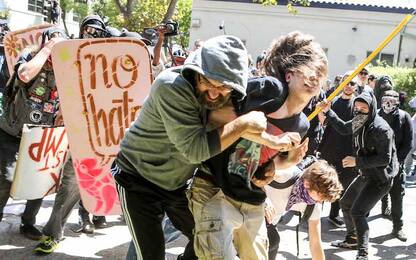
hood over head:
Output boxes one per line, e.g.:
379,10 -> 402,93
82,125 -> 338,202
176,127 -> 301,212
354,91 -> 377,122
181,35 -> 249,100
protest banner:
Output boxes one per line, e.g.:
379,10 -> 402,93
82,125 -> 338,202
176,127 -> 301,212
10,125 -> 69,200
51,37 -> 153,215
3,24 -> 52,74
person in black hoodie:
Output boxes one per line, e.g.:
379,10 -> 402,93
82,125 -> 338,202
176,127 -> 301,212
374,75 -> 393,109
318,91 -> 398,260
378,90 -> 413,242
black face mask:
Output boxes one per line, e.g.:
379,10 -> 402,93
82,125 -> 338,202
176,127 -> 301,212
352,110 -> 369,133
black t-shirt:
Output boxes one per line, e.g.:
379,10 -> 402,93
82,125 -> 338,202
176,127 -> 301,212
319,96 -> 354,167
201,79 -> 309,205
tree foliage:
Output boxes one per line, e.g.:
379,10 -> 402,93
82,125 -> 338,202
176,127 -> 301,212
60,0 -> 88,34
255,0 -> 310,14
369,65 -> 416,113
92,0 -> 192,48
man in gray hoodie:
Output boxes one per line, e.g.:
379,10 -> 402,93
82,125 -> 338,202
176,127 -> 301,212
112,35 -> 291,260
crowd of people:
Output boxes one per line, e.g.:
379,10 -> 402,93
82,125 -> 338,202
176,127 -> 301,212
0,13 -> 415,260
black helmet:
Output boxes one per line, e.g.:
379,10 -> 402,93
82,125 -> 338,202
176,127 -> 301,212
79,15 -> 107,38
41,27 -> 68,47
106,26 -> 121,37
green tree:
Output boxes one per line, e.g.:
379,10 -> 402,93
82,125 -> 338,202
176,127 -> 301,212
60,0 -> 89,35
92,0 -> 192,48
256,0 -> 310,14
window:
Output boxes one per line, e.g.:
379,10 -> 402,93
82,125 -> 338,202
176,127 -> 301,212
73,12 -> 80,22
367,51 -> 394,66
28,0 -> 44,14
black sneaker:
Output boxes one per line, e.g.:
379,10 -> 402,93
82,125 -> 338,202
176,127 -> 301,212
34,236 -> 59,254
76,217 -> 95,234
331,237 -> 357,249
20,224 -> 43,240
328,216 -> 345,228
92,216 -> 107,229
356,251 -> 368,260
392,229 -> 407,242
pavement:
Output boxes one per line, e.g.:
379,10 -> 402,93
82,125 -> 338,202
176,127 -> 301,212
1,180 -> 416,260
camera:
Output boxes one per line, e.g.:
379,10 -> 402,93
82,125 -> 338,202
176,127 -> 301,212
163,21 -> 179,37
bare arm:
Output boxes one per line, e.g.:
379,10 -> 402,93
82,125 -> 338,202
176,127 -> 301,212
17,37 -> 63,83
308,219 -> 325,260
152,26 -> 167,66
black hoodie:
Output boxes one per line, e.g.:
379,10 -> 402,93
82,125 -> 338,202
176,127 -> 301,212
378,108 -> 413,163
325,91 -> 398,185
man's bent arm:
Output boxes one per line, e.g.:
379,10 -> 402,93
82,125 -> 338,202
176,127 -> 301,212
17,38 -> 60,83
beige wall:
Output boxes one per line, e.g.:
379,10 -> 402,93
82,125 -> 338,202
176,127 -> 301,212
190,0 -> 416,78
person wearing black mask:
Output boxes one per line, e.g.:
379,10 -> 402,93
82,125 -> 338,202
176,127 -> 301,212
318,91 -> 398,260
374,75 -> 393,109
79,15 -> 108,39
378,90 -> 413,242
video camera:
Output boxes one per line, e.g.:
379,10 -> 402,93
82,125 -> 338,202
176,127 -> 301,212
142,20 -> 179,45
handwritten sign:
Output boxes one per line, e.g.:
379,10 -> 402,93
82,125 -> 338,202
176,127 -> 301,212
3,24 -> 52,74
52,38 -> 153,215
10,125 -> 69,200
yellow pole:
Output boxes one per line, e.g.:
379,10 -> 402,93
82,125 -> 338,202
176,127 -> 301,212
308,13 -> 415,121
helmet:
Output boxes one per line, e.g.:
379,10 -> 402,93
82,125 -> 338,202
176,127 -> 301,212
173,49 -> 186,59
79,15 -> 107,39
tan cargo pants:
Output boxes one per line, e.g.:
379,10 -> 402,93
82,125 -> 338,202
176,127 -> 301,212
187,176 -> 269,260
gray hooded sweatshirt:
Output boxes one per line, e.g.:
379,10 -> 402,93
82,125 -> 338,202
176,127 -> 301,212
116,35 -> 248,190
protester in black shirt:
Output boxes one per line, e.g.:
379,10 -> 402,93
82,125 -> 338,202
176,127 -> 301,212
319,72 -> 359,227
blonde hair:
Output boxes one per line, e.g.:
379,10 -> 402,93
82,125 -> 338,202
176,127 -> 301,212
301,160 -> 343,202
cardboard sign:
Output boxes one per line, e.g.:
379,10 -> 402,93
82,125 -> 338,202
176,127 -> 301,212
3,24 -> 52,74
10,125 -> 69,200
52,38 -> 153,215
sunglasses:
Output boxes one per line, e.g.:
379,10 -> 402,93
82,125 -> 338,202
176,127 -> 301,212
359,71 -> 368,76
348,81 -> 357,86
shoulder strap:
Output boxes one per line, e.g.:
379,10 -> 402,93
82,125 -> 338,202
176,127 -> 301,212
268,171 -> 301,189
293,204 -> 316,257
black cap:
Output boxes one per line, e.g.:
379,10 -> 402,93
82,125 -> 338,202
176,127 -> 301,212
235,76 -> 288,115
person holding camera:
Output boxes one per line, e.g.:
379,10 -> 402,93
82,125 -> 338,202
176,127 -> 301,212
0,27 -> 67,240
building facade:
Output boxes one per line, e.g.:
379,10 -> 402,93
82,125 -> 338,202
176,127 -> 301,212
0,0 -> 82,37
190,0 -> 416,78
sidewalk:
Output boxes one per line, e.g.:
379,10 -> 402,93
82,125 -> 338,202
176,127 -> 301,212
0,182 -> 415,259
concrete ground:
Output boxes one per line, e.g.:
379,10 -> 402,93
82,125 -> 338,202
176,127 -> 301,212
1,180 -> 415,260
